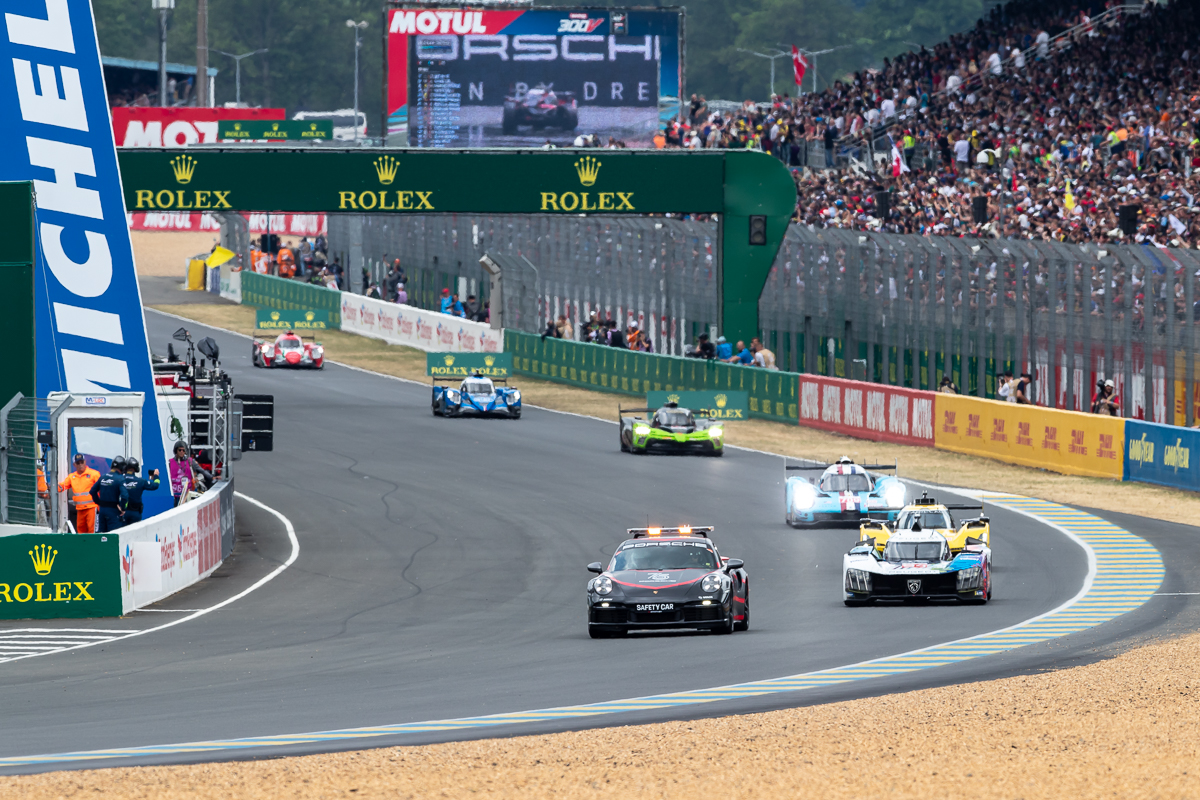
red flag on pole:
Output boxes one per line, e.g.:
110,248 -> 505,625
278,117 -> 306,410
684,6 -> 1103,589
792,46 -> 808,86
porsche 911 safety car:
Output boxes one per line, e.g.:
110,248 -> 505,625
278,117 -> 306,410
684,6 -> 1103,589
432,373 -> 521,418
618,403 -> 724,456
857,492 -> 990,554
252,331 -> 325,369
586,526 -> 748,638
785,457 -> 904,526
842,527 -> 991,605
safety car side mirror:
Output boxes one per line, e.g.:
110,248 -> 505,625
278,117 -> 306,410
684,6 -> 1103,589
586,562 -> 603,574
723,558 -> 744,572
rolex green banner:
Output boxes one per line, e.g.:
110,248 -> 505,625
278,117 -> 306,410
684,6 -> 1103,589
427,352 -> 513,378
218,120 -> 333,141
0,535 -> 122,619
255,308 -> 332,331
646,391 -> 750,420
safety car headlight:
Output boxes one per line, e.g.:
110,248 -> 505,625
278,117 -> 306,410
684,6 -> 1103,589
884,485 -> 906,509
956,565 -> 983,590
793,485 -> 816,510
634,425 -> 651,435
701,573 -> 723,593
594,576 -> 613,595
845,568 -> 872,593
708,427 -> 723,438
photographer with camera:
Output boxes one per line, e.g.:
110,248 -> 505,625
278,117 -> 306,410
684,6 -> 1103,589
1091,378 -> 1121,417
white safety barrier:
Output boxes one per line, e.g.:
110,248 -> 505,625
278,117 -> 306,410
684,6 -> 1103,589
339,293 -> 503,353
117,481 -> 235,614
219,268 -> 242,303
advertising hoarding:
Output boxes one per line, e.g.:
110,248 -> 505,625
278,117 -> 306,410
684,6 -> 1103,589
798,375 -> 936,447
345,295 -> 502,353
426,351 -> 513,377
112,107 -> 286,147
387,6 -> 681,147
1123,419 -> 1200,491
0,534 -> 122,619
645,390 -> 749,420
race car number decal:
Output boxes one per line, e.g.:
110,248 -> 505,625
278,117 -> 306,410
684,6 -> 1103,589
636,603 -> 675,612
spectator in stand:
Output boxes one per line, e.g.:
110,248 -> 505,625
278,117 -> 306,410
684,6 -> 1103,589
396,283 -> 408,305
939,375 -> 959,394
439,288 -> 453,314
555,313 -> 573,340
584,312 -> 603,342
465,294 -> 481,321
688,332 -> 716,359
726,340 -> 753,365
606,320 -> 627,348
1014,373 -> 1034,404
1091,378 -> 1121,415
542,319 -> 559,339
384,264 -> 401,301
752,339 -> 777,369
715,336 -> 733,360
998,371 -> 1015,402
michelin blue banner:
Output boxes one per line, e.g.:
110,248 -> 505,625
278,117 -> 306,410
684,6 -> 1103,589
0,0 -> 170,516
1123,420 -> 1200,492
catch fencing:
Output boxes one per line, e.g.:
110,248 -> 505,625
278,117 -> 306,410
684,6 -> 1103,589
322,214 -> 1200,427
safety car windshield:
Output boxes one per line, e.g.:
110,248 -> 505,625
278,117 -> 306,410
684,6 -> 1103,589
820,473 -> 872,492
463,381 -> 493,395
897,510 -> 953,529
277,338 -> 301,350
609,541 -> 718,571
654,411 -> 692,428
883,541 -> 947,562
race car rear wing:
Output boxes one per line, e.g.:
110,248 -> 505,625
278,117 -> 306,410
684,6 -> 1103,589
432,375 -> 509,384
629,526 -> 714,539
784,459 -> 898,471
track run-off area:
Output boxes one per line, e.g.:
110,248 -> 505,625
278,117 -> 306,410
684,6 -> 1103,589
0,310 -> 1168,773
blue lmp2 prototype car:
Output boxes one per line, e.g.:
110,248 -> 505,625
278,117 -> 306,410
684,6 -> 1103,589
432,372 -> 522,418
785,457 -> 905,527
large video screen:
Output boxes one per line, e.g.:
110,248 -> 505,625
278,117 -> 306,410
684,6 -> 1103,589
386,7 -> 682,148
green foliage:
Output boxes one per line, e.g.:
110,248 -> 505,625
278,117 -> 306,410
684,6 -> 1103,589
93,0 -> 383,125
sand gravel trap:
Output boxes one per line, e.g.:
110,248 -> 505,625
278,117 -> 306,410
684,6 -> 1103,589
7,627 -> 1199,799
132,231 -> 221,277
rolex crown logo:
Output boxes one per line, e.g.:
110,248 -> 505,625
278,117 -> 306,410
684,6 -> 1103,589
170,154 -> 197,184
305,311 -> 315,321
574,156 -> 601,187
444,355 -> 455,366
374,155 -> 400,185
271,311 -> 280,321
29,544 -> 56,576
271,122 -> 279,131
484,355 -> 495,366
715,393 -> 728,408
667,394 -> 680,404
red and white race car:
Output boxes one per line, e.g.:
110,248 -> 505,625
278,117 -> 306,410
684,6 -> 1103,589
252,331 -> 325,369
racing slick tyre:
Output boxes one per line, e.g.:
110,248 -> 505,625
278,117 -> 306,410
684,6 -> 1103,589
589,628 -> 626,639
734,583 -> 750,631
620,437 -> 629,452
715,609 -> 735,635
510,410 -> 521,420
561,109 -> 578,131
502,107 -> 518,134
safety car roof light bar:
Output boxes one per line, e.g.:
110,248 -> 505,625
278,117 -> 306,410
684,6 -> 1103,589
629,526 -> 714,539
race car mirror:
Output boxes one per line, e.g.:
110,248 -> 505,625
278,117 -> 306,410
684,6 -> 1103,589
724,558 -> 744,572
586,562 -> 603,574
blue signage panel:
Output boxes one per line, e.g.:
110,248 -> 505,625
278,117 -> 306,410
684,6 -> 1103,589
0,0 -> 169,515
1123,419 -> 1200,492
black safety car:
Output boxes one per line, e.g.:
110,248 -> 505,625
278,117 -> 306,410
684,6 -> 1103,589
502,86 -> 578,133
586,526 -> 749,638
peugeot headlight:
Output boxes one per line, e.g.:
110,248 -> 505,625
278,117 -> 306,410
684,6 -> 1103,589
511,390 -> 521,402
594,576 -> 613,595
634,425 -> 651,435
447,390 -> 460,401
845,568 -> 872,593
956,565 -> 982,590
883,485 -> 906,509
708,427 -> 723,438
701,573 -> 723,593
793,485 -> 816,510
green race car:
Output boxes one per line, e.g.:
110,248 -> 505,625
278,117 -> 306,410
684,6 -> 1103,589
618,402 -> 725,456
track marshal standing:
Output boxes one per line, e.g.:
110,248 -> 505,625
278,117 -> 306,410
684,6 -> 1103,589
58,455 -> 100,533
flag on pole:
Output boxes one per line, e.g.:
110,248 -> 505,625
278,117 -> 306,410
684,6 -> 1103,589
891,144 -> 910,176
1064,177 -> 1076,211
792,46 -> 808,86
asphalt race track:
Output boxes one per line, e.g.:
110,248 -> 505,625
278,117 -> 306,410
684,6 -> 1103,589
0,309 -> 1188,772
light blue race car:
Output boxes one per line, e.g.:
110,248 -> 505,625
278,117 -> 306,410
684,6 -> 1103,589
785,457 -> 905,528
432,372 -> 522,419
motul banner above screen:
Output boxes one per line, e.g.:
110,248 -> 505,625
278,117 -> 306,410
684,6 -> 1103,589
112,107 -> 286,147
0,0 -> 171,516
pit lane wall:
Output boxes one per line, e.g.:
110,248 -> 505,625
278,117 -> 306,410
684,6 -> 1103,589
0,482 -> 234,619
340,293 -> 502,353
505,331 -> 798,424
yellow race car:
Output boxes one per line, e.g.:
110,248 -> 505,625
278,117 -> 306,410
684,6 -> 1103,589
858,492 -> 990,555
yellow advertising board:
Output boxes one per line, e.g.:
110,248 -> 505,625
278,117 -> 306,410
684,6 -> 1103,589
934,394 -> 1125,479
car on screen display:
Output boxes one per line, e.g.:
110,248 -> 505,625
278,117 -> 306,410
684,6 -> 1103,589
432,372 -> 521,418
842,527 -> 991,606
618,402 -> 724,456
502,86 -> 578,134
857,492 -> 991,555
785,457 -> 904,527
586,526 -> 749,638
251,331 -> 324,369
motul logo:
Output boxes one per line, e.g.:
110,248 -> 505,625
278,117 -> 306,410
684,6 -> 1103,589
391,10 -> 487,34
121,120 -> 220,148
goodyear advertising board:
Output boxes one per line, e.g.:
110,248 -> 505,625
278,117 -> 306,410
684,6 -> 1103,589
1123,420 -> 1200,491
0,535 -> 121,619
255,308 -> 331,331
426,352 -> 513,378
935,395 -> 1125,479
646,391 -> 749,421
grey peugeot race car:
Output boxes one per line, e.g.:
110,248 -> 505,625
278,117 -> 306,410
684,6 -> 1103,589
586,526 -> 749,638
